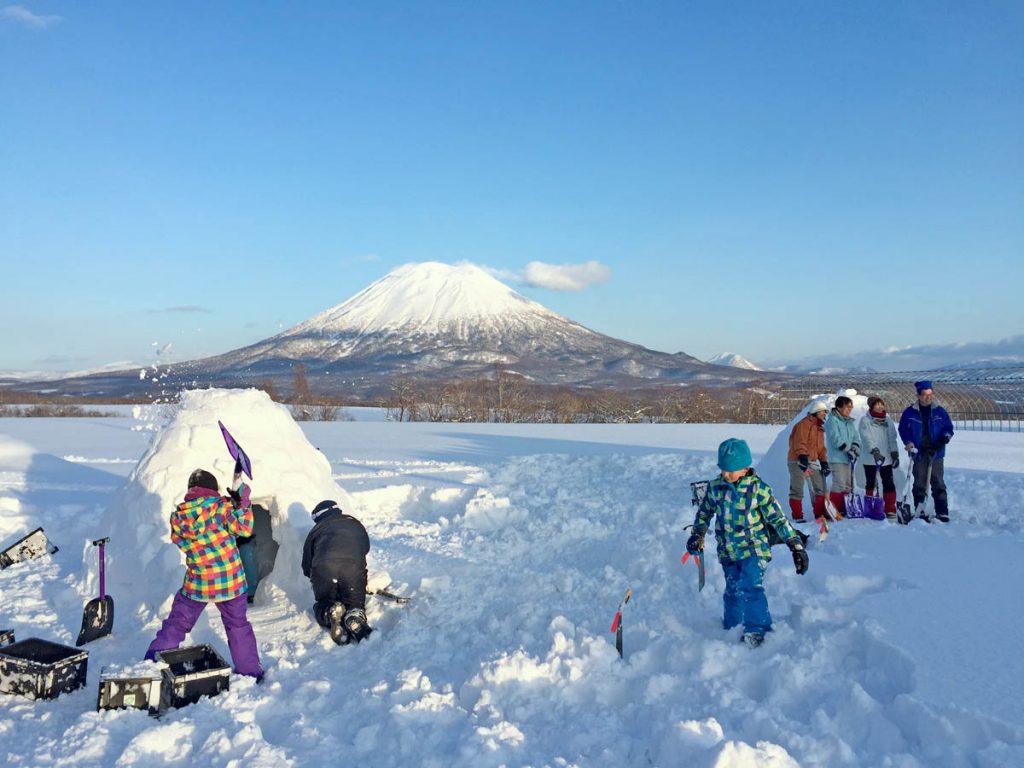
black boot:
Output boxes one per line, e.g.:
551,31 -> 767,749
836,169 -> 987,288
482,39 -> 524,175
343,607 -> 373,643
328,603 -> 348,645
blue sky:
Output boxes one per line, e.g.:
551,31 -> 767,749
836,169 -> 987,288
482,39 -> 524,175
2,1 -> 1022,373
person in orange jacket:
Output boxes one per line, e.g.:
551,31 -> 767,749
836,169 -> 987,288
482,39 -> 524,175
786,400 -> 830,521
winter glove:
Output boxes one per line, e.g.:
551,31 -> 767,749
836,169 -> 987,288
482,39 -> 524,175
788,538 -> 809,575
228,483 -> 251,509
890,451 -> 900,469
686,529 -> 705,555
820,460 -> 831,478
871,448 -> 883,464
850,443 -> 860,459
797,454 -> 810,472
938,434 -> 951,445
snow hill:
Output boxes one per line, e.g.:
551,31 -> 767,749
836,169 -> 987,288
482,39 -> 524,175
2,392 -> 1023,766
25,263 -> 773,398
706,352 -> 763,371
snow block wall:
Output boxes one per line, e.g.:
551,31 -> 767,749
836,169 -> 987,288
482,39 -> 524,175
756,389 -> 910,502
100,388 -> 363,625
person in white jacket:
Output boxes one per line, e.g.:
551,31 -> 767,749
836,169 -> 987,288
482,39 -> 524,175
858,396 -> 901,520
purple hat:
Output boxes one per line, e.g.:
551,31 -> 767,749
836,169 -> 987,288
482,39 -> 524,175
915,380 -> 933,393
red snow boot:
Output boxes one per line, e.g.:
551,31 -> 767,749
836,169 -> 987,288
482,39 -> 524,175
884,491 -> 898,521
789,499 -> 804,521
829,492 -> 847,520
812,495 -> 826,521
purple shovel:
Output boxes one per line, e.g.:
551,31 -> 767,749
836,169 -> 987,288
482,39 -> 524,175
218,421 -> 253,490
76,537 -> 113,645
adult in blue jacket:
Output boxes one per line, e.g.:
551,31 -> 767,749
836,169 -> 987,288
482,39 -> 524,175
898,380 -> 954,522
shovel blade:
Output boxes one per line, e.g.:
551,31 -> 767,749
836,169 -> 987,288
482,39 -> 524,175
76,595 -> 114,646
218,421 -> 253,480
896,501 -> 914,525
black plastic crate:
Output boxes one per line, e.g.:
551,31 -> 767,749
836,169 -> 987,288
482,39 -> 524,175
0,638 -> 89,700
0,528 -> 58,570
97,663 -> 169,715
155,644 -> 230,708
0,630 -> 13,647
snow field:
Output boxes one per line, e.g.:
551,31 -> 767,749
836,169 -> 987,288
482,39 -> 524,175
1,392 -> 1022,766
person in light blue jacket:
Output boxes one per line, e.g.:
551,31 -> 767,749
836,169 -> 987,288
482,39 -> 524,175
824,395 -> 859,517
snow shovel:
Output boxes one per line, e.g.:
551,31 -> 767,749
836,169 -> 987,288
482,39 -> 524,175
896,455 -> 915,525
915,455 -> 934,523
76,537 -> 114,646
218,420 -> 253,490
610,587 -> 632,659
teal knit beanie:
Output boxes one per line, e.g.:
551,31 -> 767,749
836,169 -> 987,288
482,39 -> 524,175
718,438 -> 752,472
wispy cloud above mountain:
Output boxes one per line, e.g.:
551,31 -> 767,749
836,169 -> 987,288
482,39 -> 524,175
2,5 -> 62,28
482,260 -> 610,292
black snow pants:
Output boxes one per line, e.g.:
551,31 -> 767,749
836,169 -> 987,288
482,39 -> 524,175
312,560 -> 368,628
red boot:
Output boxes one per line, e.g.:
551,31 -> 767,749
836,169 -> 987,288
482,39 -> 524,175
884,491 -> 897,520
829,492 -> 847,519
812,495 -> 826,521
789,499 -> 804,521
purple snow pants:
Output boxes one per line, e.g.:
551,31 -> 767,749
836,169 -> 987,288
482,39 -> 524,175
145,591 -> 263,678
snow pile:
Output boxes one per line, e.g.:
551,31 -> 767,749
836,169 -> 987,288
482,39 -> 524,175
100,388 -> 361,622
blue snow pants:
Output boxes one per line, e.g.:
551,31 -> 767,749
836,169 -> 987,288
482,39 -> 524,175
721,556 -> 772,635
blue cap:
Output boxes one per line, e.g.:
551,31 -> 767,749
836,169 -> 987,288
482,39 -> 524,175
915,380 -> 933,393
718,438 -> 752,472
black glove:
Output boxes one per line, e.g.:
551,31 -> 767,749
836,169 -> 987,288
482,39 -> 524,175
686,530 -> 705,555
938,434 -> 950,446
820,460 -> 831,478
788,538 -> 809,575
797,454 -> 810,472
871,448 -> 883,464
890,451 -> 900,469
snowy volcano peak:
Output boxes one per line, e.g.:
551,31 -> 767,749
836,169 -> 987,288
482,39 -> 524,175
287,262 -> 561,338
706,352 -> 763,371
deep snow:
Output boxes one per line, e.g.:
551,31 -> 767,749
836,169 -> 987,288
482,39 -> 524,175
1,391 -> 1022,767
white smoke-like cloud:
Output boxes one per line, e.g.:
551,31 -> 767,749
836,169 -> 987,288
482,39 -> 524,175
2,5 -> 62,28
521,260 -> 611,291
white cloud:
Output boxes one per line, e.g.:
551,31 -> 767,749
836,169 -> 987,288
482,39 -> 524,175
521,260 -> 611,292
2,5 -> 62,28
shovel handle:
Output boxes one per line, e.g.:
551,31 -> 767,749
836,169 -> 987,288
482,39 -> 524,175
92,537 -> 109,599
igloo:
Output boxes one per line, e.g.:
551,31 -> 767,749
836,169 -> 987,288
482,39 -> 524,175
100,388 -> 369,628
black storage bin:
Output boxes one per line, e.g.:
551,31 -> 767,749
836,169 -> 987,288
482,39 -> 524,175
0,630 -> 13,647
0,528 -> 58,569
97,665 -> 169,715
155,644 -> 230,708
0,638 -> 89,700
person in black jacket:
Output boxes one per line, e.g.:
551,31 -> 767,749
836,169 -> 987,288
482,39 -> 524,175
302,499 -> 372,645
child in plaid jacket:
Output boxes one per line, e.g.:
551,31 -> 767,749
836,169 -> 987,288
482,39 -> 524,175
145,468 -> 263,679
687,439 -> 809,647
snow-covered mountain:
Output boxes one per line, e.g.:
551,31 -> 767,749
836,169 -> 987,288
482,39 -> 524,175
32,263 -> 773,397
765,335 -> 1024,374
706,352 -> 763,371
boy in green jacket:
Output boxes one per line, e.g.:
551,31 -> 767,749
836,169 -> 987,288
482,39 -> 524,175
687,439 -> 809,647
